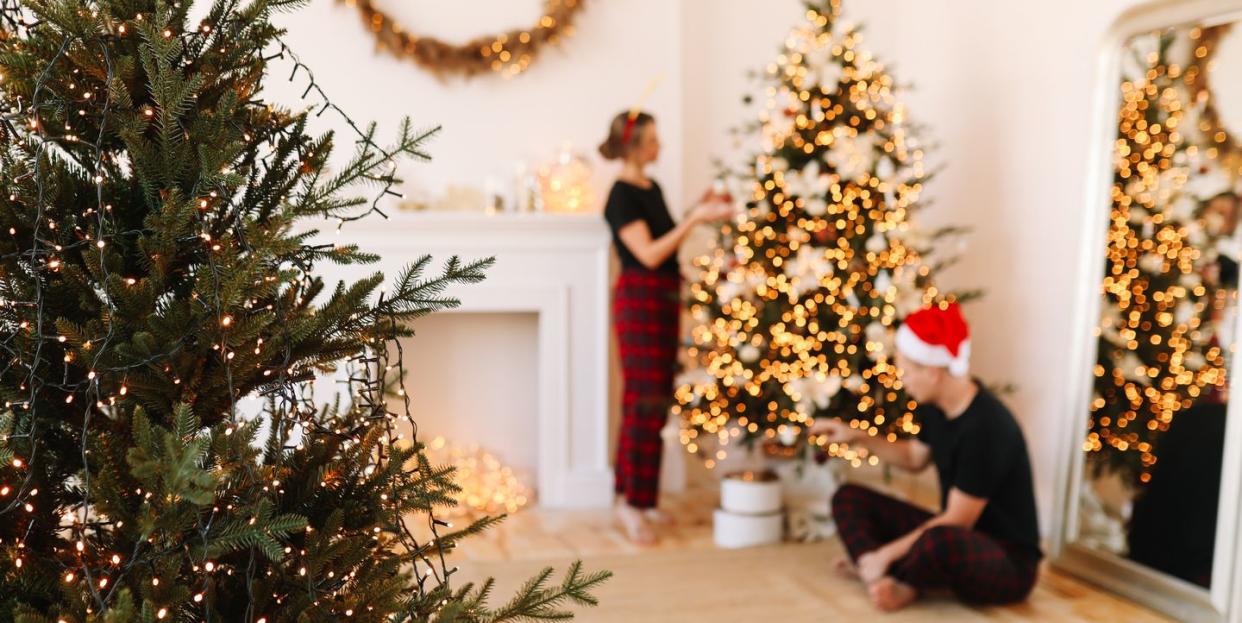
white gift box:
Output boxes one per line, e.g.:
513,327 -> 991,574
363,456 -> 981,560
713,509 -> 783,549
714,471 -> 784,549
720,472 -> 783,515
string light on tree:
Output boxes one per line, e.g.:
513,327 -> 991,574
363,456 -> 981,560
0,1 -> 608,620
1088,27 -> 1230,485
675,0 -> 976,468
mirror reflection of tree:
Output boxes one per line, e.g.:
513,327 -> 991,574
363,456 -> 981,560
1083,26 -> 1240,588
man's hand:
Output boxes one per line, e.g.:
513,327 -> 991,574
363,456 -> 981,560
856,549 -> 893,585
807,417 -> 858,445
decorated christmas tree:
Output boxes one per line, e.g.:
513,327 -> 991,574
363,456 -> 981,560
675,0 -> 976,468
1088,28 -> 1231,486
0,0 -> 607,621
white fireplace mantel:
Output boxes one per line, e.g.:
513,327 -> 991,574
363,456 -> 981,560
310,211 -> 614,509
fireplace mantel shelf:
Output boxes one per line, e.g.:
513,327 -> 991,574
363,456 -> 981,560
311,211 -> 608,241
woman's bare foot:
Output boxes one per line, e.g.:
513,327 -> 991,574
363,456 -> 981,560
868,576 -> 918,612
833,556 -> 860,581
615,504 -> 657,546
644,508 -> 676,526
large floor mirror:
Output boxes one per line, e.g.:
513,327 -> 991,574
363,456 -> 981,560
1054,2 -> 1242,621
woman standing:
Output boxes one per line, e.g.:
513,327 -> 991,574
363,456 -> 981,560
600,110 -> 733,545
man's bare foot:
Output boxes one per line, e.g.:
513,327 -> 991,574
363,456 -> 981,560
615,504 -> 657,546
833,556 -> 860,581
644,508 -> 676,526
868,576 -> 918,612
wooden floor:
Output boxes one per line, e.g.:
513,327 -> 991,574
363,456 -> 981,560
451,471 -> 1171,622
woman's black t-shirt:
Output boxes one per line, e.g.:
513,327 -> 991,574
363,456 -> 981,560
915,384 -> 1043,559
603,180 -> 679,274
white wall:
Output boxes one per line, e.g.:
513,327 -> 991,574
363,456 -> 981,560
269,0 -> 684,212
275,0 -> 1159,533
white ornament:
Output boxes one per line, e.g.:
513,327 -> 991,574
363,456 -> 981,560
787,226 -> 812,245
785,246 -> 833,298
1119,351 -> 1148,384
717,280 -> 744,305
866,321 -> 887,343
816,59 -> 843,90
843,374 -> 864,393
873,270 -> 893,295
805,197 -> 829,217
866,321 -> 891,360
884,186 -> 898,209
866,233 -> 888,254
826,128 -> 877,181
1100,323 -> 1125,347
738,344 -> 762,363
1120,33 -> 1159,83
1141,220 -> 1155,240
1175,301 -> 1195,326
875,156 -> 897,181
1138,253 -> 1165,274
1184,351 -> 1207,371
676,367 -> 716,392
1180,101 -> 1205,143
844,287 -> 861,308
784,160 -> 831,200
791,374 -> 842,415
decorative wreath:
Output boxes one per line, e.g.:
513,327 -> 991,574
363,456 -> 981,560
338,0 -> 586,79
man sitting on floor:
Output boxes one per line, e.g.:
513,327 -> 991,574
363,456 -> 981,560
810,303 -> 1042,612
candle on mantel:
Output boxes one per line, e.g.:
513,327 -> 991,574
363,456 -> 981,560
538,145 -> 595,214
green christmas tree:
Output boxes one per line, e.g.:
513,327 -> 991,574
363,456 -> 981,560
1088,27 -> 1230,486
0,1 -> 607,621
674,0 -> 977,468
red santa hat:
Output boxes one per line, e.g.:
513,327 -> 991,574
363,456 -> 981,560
895,303 -> 971,377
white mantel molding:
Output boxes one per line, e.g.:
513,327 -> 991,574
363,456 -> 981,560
310,211 -> 615,509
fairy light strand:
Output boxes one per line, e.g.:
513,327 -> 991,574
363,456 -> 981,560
676,0 -> 965,469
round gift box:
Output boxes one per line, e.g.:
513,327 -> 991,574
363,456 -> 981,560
713,508 -> 783,549
720,471 -> 782,515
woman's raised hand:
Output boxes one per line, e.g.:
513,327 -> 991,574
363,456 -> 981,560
691,189 -> 736,224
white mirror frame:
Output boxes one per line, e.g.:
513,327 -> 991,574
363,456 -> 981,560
1052,2 -> 1242,621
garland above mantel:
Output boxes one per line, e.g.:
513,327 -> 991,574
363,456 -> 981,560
338,0 -> 586,79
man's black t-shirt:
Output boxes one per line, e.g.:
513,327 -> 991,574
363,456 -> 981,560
603,180 -> 679,274
916,384 -> 1042,558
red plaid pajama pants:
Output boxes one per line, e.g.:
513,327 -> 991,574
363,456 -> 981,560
613,268 -> 680,509
832,484 -> 1039,604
